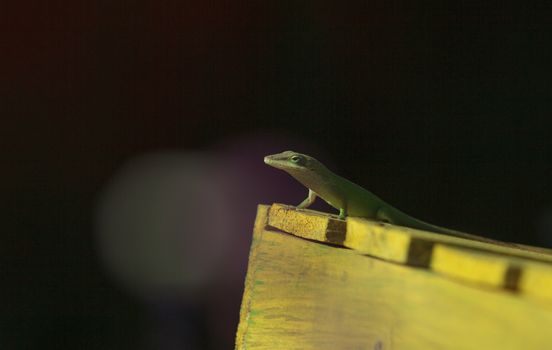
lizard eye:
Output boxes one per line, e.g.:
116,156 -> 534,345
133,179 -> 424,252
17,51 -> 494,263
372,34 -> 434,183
290,155 -> 302,163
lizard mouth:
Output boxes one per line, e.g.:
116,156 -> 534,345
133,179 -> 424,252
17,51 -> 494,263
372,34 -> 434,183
264,156 -> 280,168
264,156 -> 287,170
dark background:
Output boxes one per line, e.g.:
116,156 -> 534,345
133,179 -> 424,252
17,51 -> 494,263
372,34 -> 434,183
4,2 -> 552,349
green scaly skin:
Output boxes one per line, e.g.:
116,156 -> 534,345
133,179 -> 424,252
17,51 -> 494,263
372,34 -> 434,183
264,150 -> 499,243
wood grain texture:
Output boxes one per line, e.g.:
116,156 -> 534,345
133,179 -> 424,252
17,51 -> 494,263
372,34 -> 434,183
236,204 -> 552,349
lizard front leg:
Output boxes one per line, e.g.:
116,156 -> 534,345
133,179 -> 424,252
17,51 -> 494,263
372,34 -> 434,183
297,189 -> 317,209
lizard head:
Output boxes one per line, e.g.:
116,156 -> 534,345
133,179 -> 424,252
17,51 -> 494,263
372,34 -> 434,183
264,151 -> 322,174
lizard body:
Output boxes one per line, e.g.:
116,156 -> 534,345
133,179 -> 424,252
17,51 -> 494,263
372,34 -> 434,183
264,150 -> 486,240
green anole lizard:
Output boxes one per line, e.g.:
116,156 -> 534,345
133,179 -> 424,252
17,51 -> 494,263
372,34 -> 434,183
264,150 -> 502,242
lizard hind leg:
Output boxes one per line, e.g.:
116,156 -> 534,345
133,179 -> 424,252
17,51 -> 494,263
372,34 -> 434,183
376,207 -> 393,224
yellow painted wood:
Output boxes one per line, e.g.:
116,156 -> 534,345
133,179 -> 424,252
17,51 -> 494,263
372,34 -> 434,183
269,204 -> 552,262
267,204 -> 337,242
267,203 -> 552,295
518,260 -> 552,302
431,244 -> 552,299
346,216 -> 552,264
267,204 -> 552,293
236,205 -> 552,349
431,244 -> 515,289
346,217 -> 412,263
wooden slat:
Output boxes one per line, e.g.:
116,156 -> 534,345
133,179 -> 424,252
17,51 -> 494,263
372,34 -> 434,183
266,203 -> 552,297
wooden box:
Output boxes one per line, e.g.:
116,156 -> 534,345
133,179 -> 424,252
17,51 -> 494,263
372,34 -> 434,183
236,204 -> 552,349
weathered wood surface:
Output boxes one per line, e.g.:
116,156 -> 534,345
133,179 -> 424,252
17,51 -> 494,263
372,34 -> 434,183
236,204 -> 552,349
